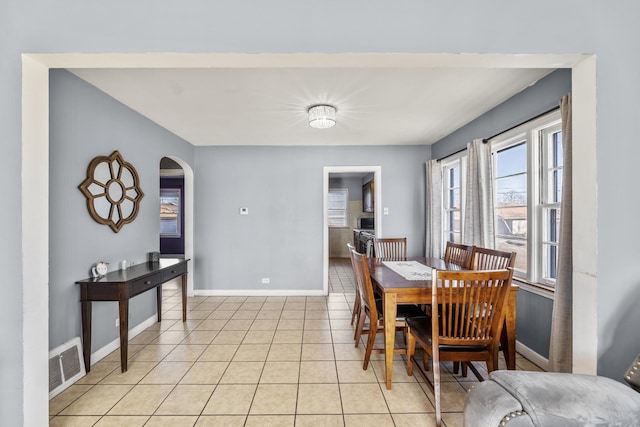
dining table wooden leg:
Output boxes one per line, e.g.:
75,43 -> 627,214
502,288 -> 518,370
383,292 -> 398,390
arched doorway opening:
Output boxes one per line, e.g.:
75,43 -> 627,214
160,157 -> 185,256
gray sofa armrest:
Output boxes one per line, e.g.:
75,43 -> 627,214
464,380 -> 535,427
625,353 -> 640,392
465,354 -> 640,426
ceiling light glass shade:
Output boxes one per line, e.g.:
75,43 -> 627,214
308,105 -> 336,129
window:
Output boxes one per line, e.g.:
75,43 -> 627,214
442,156 -> 465,244
160,188 -> 181,237
328,188 -> 348,228
540,123 -> 563,282
494,141 -> 528,273
491,110 -> 562,285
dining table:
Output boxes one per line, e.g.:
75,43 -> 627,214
368,256 -> 519,390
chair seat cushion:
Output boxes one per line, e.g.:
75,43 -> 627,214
374,300 -> 425,320
486,370 -> 640,426
405,316 -> 488,352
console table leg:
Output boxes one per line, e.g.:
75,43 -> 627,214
81,300 -> 92,373
156,285 -> 162,323
181,273 -> 187,322
118,299 -> 129,373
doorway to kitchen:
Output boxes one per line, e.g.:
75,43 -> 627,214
323,166 -> 382,295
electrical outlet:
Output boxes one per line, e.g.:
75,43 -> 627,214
261,277 -> 270,284
115,318 -> 119,327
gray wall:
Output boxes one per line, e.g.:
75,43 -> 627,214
432,69 -> 571,359
517,291 -> 554,358
432,69 -> 572,159
4,1 -> 640,424
49,70 -> 195,352
193,145 -> 429,292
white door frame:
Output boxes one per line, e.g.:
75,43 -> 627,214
323,166 -> 382,295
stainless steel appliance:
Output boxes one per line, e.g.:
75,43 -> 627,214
358,217 -> 375,230
359,230 -> 376,257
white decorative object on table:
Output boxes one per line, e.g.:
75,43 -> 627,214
91,261 -> 108,277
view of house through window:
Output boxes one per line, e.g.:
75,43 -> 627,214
160,188 -> 181,236
491,110 -> 562,285
494,141 -> 528,273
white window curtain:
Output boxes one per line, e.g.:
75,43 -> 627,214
425,159 -> 443,258
549,94 -> 573,372
462,139 -> 495,248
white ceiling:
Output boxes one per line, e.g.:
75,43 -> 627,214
67,55 -> 557,147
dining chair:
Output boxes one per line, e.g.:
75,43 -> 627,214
349,247 -> 424,367
373,237 -> 407,261
452,246 -> 516,377
469,246 -> 516,270
346,242 -> 360,327
406,268 -> 514,427
443,241 -> 473,269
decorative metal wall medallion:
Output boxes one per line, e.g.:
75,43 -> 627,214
79,151 -> 144,232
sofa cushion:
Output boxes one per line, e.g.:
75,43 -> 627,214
489,371 -> 640,426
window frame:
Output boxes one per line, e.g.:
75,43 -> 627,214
490,109 -> 562,286
538,121 -> 563,284
441,152 -> 466,248
328,188 -> 349,228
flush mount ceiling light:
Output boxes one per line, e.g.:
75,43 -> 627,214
308,104 -> 337,129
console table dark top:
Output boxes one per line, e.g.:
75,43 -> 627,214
76,258 -> 186,285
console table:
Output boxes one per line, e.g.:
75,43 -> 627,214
76,258 -> 189,373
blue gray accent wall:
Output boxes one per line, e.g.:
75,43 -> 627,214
49,69 -> 194,352
431,69 -> 571,360
517,290 -> 554,358
193,145 -> 429,292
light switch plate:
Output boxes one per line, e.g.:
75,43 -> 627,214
240,207 -> 249,215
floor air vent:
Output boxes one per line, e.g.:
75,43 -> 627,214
49,337 -> 86,399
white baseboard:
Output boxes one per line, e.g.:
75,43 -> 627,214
194,289 -> 326,297
516,341 -> 549,371
90,314 -> 158,364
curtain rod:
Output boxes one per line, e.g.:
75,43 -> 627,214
436,106 -> 560,162
482,106 -> 560,142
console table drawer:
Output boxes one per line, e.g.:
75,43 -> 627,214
163,262 -> 187,281
130,272 -> 163,297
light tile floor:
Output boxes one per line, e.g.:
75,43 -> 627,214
49,258 -> 542,427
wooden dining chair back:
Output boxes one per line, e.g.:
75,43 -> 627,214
349,247 -> 382,368
443,242 -> 473,269
406,268 -> 514,427
469,246 -> 516,270
347,243 -> 361,327
349,247 -> 424,369
373,237 -> 407,261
